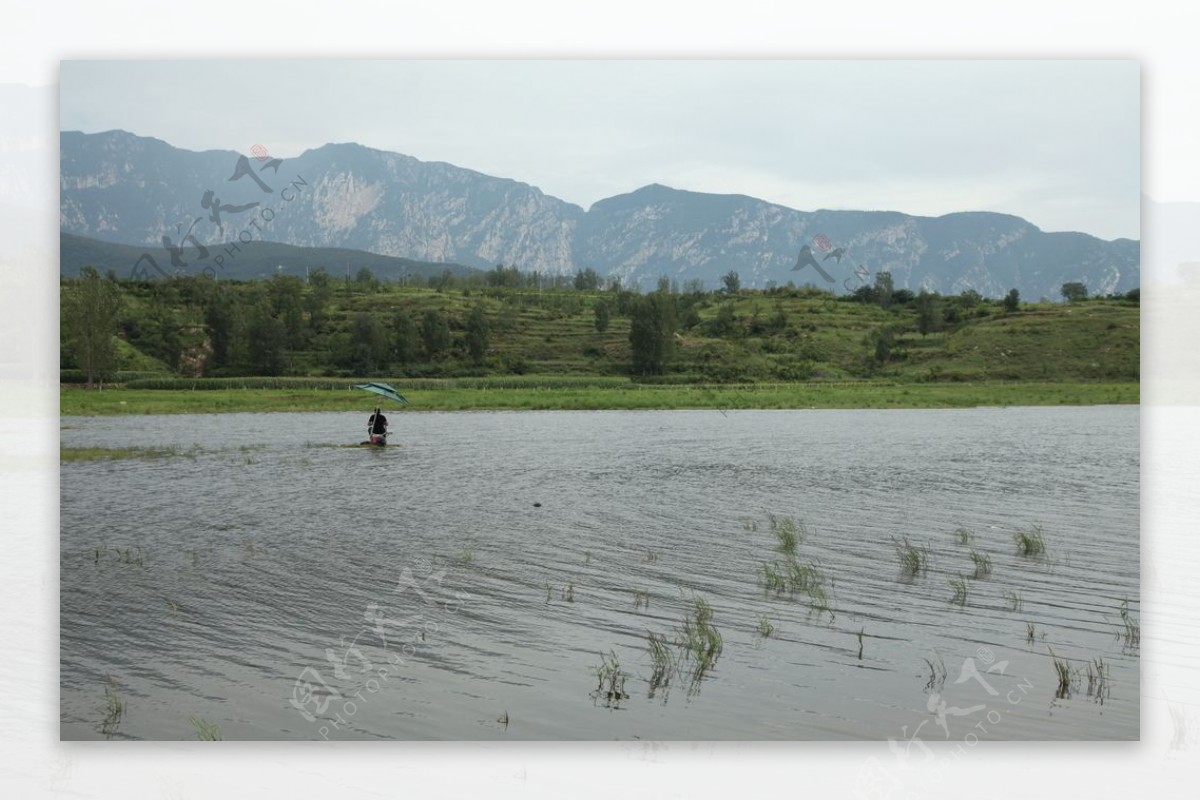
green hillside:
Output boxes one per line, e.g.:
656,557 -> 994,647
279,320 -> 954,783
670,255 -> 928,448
60,269 -> 1139,390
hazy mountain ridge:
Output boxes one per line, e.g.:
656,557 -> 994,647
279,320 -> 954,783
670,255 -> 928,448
60,130 -> 1139,297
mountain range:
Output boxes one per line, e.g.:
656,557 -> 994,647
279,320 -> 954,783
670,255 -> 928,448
60,129 -> 1139,298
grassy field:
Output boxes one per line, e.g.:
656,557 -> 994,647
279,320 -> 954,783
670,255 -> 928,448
61,380 -> 1138,416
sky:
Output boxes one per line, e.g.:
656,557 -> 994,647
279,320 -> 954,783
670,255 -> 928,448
59,59 -> 1140,240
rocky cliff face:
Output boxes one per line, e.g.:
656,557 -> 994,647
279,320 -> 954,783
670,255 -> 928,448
60,130 -> 1139,298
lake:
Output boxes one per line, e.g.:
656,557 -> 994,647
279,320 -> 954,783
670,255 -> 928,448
60,406 -> 1139,740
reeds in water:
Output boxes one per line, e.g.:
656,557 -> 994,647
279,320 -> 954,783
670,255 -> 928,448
190,716 -> 222,740
948,576 -> 968,606
1014,525 -> 1047,557
892,537 -> 930,579
970,550 -> 992,579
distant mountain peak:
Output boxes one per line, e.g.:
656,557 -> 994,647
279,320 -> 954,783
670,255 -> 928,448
59,130 -> 1139,297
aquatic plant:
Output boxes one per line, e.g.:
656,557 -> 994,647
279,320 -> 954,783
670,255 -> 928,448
646,632 -> 676,698
757,616 -> 776,639
1118,598 -> 1141,649
892,537 -> 930,578
1004,590 -> 1023,612
632,590 -> 650,610
948,575 -> 968,606
1025,621 -> 1037,644
740,517 -> 759,533
112,546 -> 144,567
190,716 -> 222,740
545,583 -> 553,603
970,550 -> 992,579
1014,525 -> 1047,557
164,599 -> 181,617
592,650 -> 629,707
1049,649 -> 1074,698
761,558 -> 833,621
923,654 -> 947,691
645,548 -> 659,563
681,597 -> 724,676
954,527 -> 973,545
561,583 -> 575,603
856,627 -> 864,660
768,514 -> 804,555
100,676 -> 124,737
459,545 -> 474,565
1086,657 -> 1110,703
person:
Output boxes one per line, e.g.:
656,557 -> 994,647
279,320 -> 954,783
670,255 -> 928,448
368,407 -> 388,437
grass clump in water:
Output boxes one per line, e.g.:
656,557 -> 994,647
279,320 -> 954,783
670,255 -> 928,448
768,514 -> 805,556
757,616 -> 776,639
1014,525 -> 1047,557
1086,657 -> 1111,702
948,575 -> 969,606
632,590 -> 650,610
561,582 -> 575,603
680,597 -> 724,691
1005,590 -> 1023,612
645,632 -> 676,699
969,550 -> 992,579
190,716 -> 222,740
61,446 -> 194,463
592,650 -> 629,707
923,654 -> 947,691
1049,648 -> 1075,698
954,527 -> 973,545
100,676 -> 124,737
892,537 -> 930,579
1117,598 -> 1141,649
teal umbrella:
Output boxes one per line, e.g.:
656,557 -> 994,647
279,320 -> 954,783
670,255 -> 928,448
355,382 -> 410,405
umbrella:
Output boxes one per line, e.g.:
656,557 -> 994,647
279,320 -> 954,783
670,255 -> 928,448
355,382 -> 410,405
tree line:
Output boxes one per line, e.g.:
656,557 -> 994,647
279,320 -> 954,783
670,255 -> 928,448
61,265 -> 1138,386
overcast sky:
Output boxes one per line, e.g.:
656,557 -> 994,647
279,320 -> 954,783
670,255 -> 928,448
59,60 -> 1139,240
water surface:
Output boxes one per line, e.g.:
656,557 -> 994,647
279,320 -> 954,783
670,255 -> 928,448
60,406 -> 1139,740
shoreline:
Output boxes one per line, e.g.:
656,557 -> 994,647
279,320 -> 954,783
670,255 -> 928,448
61,382 -> 1140,416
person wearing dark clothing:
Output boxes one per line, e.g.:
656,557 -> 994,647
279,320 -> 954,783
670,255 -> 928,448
368,407 -> 388,436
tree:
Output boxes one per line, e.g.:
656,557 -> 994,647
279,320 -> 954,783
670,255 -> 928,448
594,299 -> 611,333
874,271 -> 895,309
868,325 -> 895,366
628,293 -> 677,375
1061,281 -> 1088,302
421,309 -> 451,359
246,300 -> 287,376
203,284 -> 240,371
959,289 -> 983,309
391,310 -> 419,364
1003,288 -> 1021,313
354,268 -> 381,293
707,302 -> 737,337
268,274 -> 307,349
63,267 -> 123,388
721,270 -> 741,294
306,268 -> 334,333
573,268 -> 601,290
915,291 -> 943,337
465,302 -> 489,365
344,312 -> 389,374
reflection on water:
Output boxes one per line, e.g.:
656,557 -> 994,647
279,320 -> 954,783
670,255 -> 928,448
60,407 -> 1139,740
